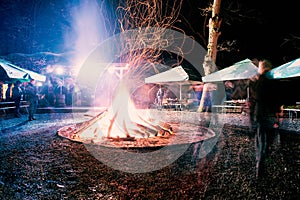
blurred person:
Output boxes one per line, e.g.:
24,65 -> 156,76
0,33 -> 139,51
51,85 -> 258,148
40,79 -> 55,106
273,105 -> 284,128
192,83 -> 204,105
5,83 -> 12,101
66,83 -> 75,106
224,81 -> 234,101
12,80 -> 23,118
231,80 -> 248,99
203,90 -> 212,112
156,86 -> 164,109
25,79 -> 39,121
249,59 -> 281,177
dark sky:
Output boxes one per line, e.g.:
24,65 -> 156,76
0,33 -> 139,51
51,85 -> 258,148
0,0 -> 74,55
232,1 -> 300,65
0,0 -> 299,68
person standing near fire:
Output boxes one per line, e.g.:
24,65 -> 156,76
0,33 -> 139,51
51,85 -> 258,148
25,79 -> 39,121
156,86 -> 164,109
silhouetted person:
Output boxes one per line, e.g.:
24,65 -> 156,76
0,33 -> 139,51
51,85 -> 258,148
5,83 -> 12,101
12,80 -> 23,118
249,59 -> 280,177
26,79 -> 39,121
224,81 -> 234,101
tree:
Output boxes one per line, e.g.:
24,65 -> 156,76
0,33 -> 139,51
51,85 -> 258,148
198,0 -> 222,112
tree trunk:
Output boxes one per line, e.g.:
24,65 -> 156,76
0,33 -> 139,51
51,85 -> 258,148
196,0 -> 223,183
206,0 -> 222,63
198,0 -> 222,112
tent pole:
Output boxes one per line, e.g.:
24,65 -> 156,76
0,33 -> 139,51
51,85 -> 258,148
247,86 -> 249,99
180,83 -> 182,101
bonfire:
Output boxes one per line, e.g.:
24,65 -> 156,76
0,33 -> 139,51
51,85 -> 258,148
57,84 -> 216,148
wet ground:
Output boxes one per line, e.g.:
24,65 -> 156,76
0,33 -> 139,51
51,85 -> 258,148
0,110 -> 299,199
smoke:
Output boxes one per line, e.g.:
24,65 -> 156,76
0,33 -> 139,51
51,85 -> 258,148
66,0 -> 111,75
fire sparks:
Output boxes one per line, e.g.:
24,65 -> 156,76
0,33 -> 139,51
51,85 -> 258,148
57,0 -> 216,148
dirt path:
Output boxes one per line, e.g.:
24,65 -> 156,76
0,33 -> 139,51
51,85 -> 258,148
0,112 -> 299,199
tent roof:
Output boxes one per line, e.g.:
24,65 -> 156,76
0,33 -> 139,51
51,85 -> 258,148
202,58 -> 258,83
14,65 -> 46,82
0,61 -> 29,82
145,65 -> 202,85
145,66 -> 188,83
266,57 -> 300,79
0,59 -> 46,82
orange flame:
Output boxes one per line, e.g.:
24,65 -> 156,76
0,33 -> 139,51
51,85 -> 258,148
90,84 -> 166,139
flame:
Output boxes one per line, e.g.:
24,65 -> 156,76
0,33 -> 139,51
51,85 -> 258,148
76,83 -> 171,143
57,83 -> 217,148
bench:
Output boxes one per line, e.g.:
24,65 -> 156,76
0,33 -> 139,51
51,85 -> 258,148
0,101 -> 29,116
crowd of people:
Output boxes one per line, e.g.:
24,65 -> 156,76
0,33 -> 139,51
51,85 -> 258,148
3,76 -> 77,120
8,79 -> 39,121
38,76 -> 75,107
155,83 -> 213,111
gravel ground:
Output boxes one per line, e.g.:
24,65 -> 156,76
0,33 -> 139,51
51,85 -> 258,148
0,110 -> 299,199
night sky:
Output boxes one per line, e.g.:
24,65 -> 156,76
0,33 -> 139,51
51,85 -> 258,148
0,0 -> 299,69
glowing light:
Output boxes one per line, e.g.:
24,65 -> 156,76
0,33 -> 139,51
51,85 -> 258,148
36,82 -> 43,87
107,66 -> 115,74
107,63 -> 129,79
46,66 -> 54,73
55,67 -> 64,75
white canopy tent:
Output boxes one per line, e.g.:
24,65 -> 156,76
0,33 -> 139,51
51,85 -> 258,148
0,60 -> 29,82
15,66 -> 46,82
202,58 -> 258,83
145,65 -> 189,83
0,59 -> 46,83
201,58 -> 259,99
145,65 -> 202,100
266,57 -> 300,79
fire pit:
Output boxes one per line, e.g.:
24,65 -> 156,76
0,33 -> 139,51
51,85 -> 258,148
57,109 -> 216,149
